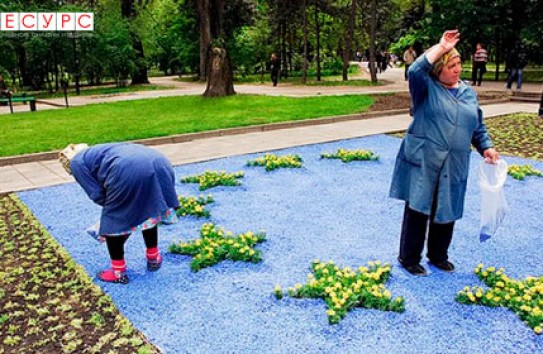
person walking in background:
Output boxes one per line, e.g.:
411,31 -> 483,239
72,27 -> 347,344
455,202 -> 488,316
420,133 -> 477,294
471,43 -> 488,86
505,42 -> 528,92
0,75 -> 12,106
403,46 -> 417,81
59,143 -> 180,284
390,29 -> 499,276
270,53 -> 280,87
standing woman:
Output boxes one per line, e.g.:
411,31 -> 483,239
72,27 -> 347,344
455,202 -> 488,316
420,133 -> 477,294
390,30 -> 499,276
59,143 -> 180,284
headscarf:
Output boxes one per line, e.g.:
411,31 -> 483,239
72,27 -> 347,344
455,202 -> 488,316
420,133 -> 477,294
59,143 -> 89,174
432,48 -> 460,77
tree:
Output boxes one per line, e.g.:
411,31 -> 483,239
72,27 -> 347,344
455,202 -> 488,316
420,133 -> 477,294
122,0 -> 150,84
196,0 -> 235,97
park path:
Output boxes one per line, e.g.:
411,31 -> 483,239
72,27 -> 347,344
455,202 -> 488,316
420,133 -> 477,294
0,65 -> 540,193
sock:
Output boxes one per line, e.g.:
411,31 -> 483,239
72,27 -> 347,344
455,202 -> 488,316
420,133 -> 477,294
146,247 -> 160,261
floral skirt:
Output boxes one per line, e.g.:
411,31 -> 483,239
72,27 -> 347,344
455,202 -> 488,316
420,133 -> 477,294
109,208 -> 178,236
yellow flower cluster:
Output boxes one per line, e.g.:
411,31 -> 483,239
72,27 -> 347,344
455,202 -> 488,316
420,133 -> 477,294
180,170 -> 244,190
456,264 -> 543,334
274,260 -> 405,324
169,223 -> 266,272
507,164 -> 543,181
321,148 -> 379,163
246,153 -> 303,171
176,195 -> 214,218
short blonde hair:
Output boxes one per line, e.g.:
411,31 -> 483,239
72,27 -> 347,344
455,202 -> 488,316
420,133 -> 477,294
58,143 -> 88,174
432,48 -> 460,77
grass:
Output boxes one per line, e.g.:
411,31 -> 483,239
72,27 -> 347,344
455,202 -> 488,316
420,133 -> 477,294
0,94 -> 374,157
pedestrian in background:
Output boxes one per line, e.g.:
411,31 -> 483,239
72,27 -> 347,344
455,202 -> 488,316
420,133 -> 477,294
505,42 -> 527,92
471,43 -> 487,86
270,53 -> 280,87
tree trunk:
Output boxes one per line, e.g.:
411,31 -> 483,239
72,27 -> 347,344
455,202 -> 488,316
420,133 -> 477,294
369,0 -> 378,82
131,36 -> 150,84
301,0 -> 308,84
200,0 -> 235,97
198,0 -> 211,82
342,0 -> 357,81
314,8 -> 321,81
204,46 -> 235,97
122,0 -> 149,85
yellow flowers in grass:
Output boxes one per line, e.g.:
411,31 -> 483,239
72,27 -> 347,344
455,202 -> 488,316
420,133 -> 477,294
176,195 -> 214,218
246,153 -> 303,171
321,148 -> 379,163
180,170 -> 244,190
456,264 -> 543,334
507,164 -> 543,181
169,223 -> 266,272
274,260 -> 405,325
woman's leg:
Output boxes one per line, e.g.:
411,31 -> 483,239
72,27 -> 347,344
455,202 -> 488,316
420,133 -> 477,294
143,226 -> 162,271
99,234 -> 130,284
427,195 -> 455,271
399,203 -> 429,269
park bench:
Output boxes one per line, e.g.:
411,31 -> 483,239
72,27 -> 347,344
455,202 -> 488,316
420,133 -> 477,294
0,94 -> 37,114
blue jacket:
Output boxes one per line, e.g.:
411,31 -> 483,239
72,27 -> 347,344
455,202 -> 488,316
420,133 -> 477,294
389,54 -> 494,223
71,143 -> 180,235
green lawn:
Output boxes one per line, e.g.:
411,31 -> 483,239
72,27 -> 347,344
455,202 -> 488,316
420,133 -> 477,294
0,94 -> 373,157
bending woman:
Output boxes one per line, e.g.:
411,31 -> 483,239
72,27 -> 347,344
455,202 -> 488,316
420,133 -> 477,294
59,143 -> 180,284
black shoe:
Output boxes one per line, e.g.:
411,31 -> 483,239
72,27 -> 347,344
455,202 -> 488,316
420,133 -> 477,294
403,263 -> 428,276
429,260 -> 455,272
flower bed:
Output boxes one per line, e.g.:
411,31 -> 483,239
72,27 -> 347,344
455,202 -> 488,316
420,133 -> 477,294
508,164 -> 543,181
275,260 -> 404,324
246,153 -> 303,171
321,148 -> 379,162
180,170 -> 244,190
168,223 -> 266,272
456,264 -> 543,334
176,195 -> 214,218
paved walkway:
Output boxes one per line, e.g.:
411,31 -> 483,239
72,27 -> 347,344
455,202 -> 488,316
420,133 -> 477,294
0,99 -> 538,194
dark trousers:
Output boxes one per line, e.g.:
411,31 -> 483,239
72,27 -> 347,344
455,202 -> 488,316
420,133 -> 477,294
471,62 -> 486,86
271,70 -> 279,86
398,202 -> 454,267
105,227 -> 158,260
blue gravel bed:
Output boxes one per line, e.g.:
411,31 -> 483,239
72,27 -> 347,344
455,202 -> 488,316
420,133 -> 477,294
18,134 -> 543,353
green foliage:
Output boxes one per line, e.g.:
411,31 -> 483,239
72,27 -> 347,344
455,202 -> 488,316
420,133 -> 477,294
169,223 -> 266,272
321,148 -> 379,163
176,195 -> 215,218
180,171 -> 244,190
507,164 -> 543,181
246,154 -> 303,171
276,260 -> 405,325
456,264 -> 543,334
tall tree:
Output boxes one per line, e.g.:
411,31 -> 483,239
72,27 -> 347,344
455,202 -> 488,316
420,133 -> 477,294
342,0 -> 357,81
196,0 -> 235,97
122,0 -> 150,84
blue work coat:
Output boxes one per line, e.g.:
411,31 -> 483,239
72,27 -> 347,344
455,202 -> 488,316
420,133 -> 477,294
389,55 -> 494,223
71,143 -> 180,235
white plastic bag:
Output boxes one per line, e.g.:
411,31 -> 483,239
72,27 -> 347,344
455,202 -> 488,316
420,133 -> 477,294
478,159 -> 508,241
